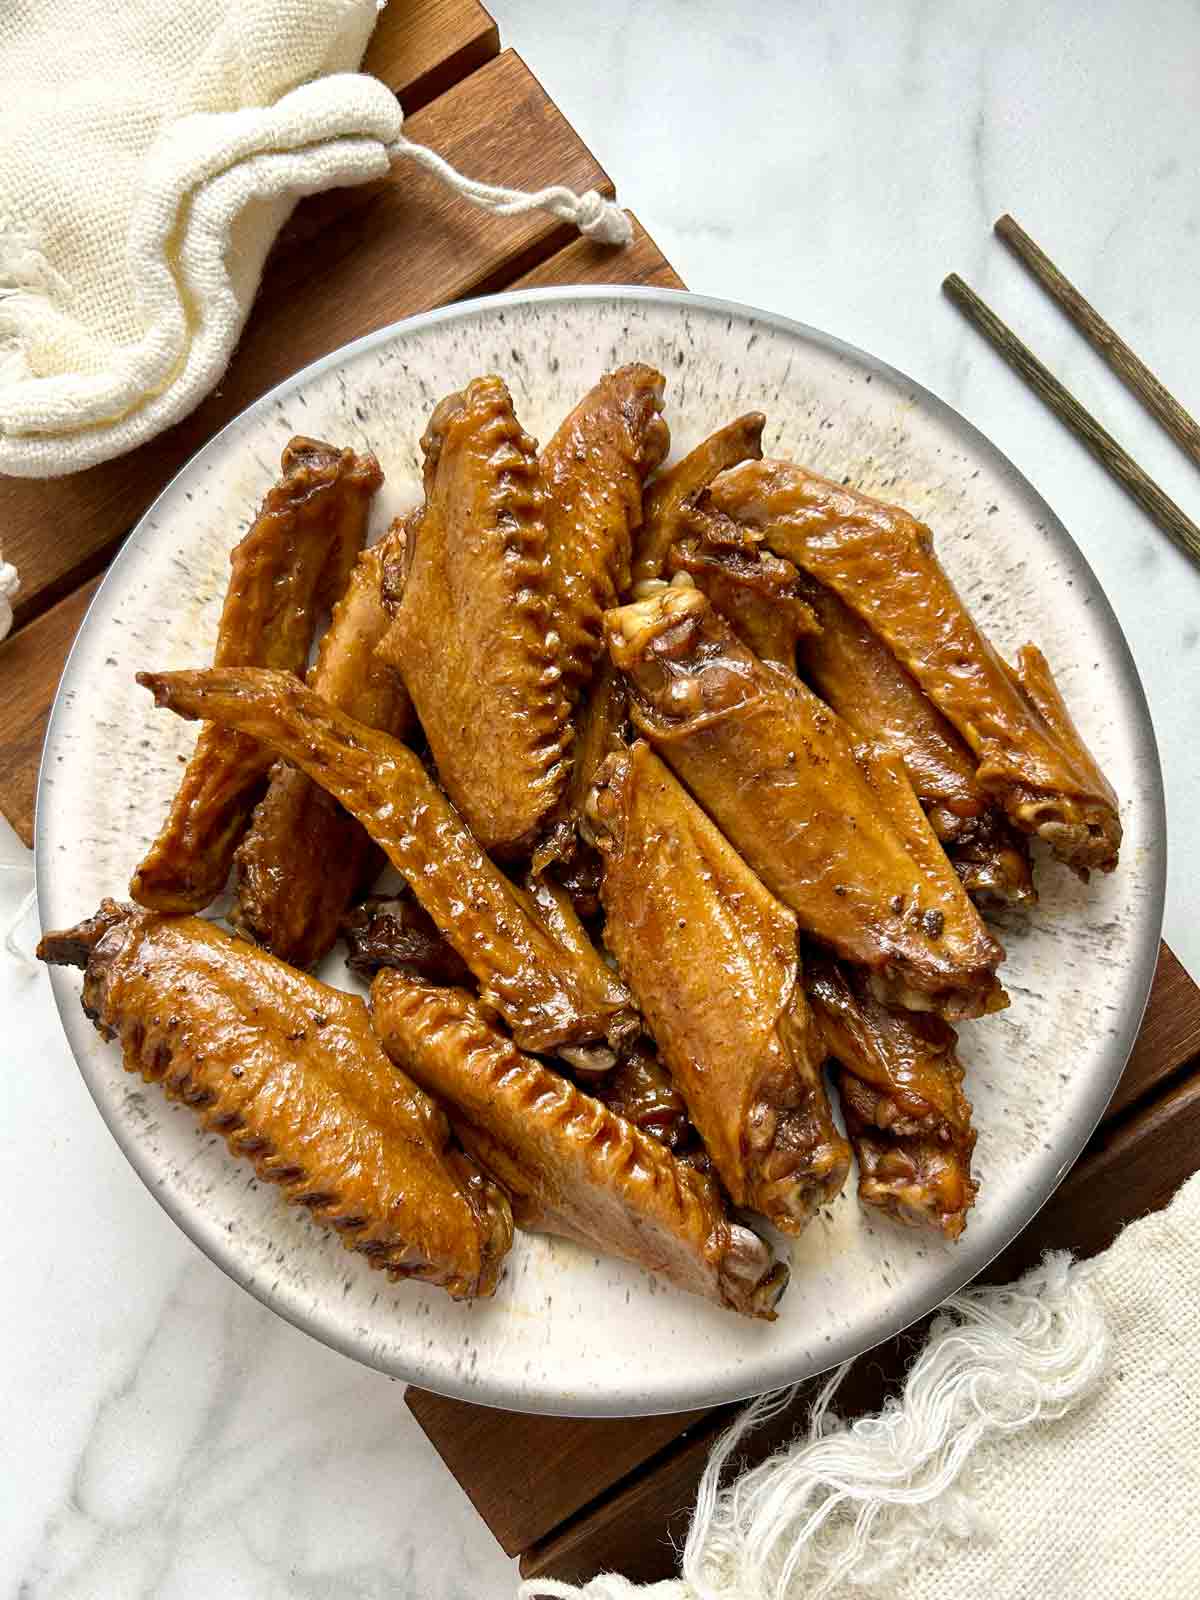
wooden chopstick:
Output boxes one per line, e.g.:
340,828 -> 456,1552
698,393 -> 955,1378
942,272 -> 1200,571
995,214 -> 1200,471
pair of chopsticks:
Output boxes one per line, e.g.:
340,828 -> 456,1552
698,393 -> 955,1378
943,215 -> 1200,570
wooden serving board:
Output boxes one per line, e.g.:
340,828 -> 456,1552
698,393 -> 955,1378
2,2 -> 1197,1588
409,943 -> 1200,1584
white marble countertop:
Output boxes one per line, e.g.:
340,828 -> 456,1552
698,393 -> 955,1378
4,2 -> 1198,1594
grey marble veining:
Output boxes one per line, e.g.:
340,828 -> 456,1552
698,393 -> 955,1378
3,3 -> 1198,1594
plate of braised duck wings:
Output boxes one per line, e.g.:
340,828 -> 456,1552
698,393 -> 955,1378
37,289 -> 1164,1415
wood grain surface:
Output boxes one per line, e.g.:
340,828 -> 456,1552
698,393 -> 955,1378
404,1397 -> 711,1557
0,0 -> 495,633
363,0 -> 499,112
512,217 -> 685,292
0,577 -> 101,846
0,213 -> 674,844
0,50 -> 615,635
1107,943 -> 1200,1115
408,931 -> 1200,1571
519,1047 -> 1200,1587
517,1321 -> 935,1588
2,6 -> 1197,1586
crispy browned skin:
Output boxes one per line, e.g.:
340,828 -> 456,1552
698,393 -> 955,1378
591,741 -> 850,1232
131,438 -> 382,913
341,895 -> 475,989
712,460 -> 1120,877
136,668 -> 636,1054
233,524 -> 414,968
541,364 -> 670,694
375,377 -> 571,856
634,413 -> 765,585
667,505 -> 818,666
606,585 -> 1006,1019
807,959 -> 977,1239
39,902 -> 511,1298
371,972 -> 788,1318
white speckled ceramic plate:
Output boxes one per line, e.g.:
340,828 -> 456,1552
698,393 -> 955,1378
39,289 -> 1164,1416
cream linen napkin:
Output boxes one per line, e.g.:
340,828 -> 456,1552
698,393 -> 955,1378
525,1170 -> 1200,1600
0,0 -> 628,634
0,0 -> 393,483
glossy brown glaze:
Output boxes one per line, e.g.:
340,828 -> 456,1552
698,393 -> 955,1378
370,972 -> 788,1318
541,364 -> 670,694
520,868 -> 603,965
667,505 -> 818,665
341,877 -> 633,1072
807,959 -> 977,1238
136,668 -> 636,1054
795,574 -> 1034,905
678,545 -> 1032,907
633,412 -> 764,584
375,377 -> 571,856
591,741 -> 850,1233
606,585 -> 1006,1019
712,459 -> 1121,877
514,868 -> 636,1073
340,895 -> 475,989
131,438 -> 382,912
945,809 -> 1036,907
532,657 -> 630,875
798,575 -> 980,818
591,1040 -> 696,1154
853,744 -> 1010,1017
233,523 -> 414,969
566,659 -> 629,818
39,902 -> 512,1298
553,847 -> 605,923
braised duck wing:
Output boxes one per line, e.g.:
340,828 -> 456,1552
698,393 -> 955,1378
39,903 -> 511,1298
591,740 -> 850,1233
711,459 -> 1120,878
605,585 -> 1006,1020
131,438 -> 382,911
371,971 -> 788,1319
137,667 -> 637,1055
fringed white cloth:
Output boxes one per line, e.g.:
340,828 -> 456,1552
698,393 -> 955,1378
0,0 -> 629,620
522,1170 -> 1200,1599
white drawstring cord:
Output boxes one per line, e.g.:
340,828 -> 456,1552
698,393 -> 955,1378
0,557 -> 18,641
0,132 -> 631,615
1,861 -> 37,969
385,135 -> 633,246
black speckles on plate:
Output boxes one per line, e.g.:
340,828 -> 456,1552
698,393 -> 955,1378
36,287 -> 1164,1419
